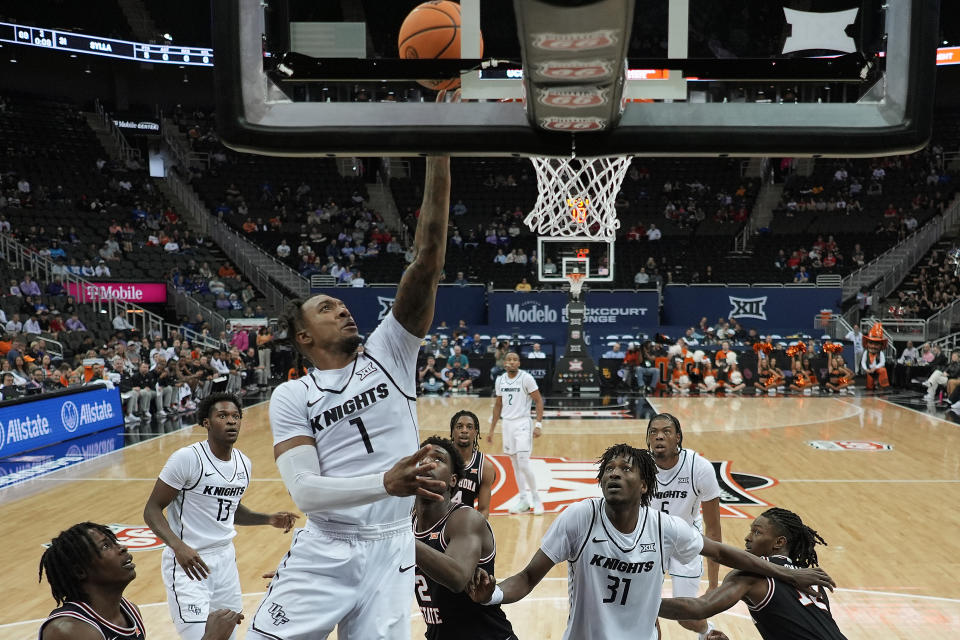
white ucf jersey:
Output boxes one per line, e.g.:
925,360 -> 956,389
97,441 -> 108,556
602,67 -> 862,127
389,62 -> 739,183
540,498 -> 703,640
495,370 -> 538,421
268,312 -> 423,528
650,448 -> 721,529
157,441 -> 251,552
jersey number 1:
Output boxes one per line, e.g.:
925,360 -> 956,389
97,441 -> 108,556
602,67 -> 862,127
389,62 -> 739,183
349,417 -> 374,453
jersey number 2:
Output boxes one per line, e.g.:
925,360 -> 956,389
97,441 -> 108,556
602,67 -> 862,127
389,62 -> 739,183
348,417 -> 374,453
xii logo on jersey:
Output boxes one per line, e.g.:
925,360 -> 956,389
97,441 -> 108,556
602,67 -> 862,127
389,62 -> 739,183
355,362 -> 378,381
488,456 -> 775,518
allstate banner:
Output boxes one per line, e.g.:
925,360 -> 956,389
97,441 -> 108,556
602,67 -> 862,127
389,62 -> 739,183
311,286 -> 487,333
0,426 -> 124,489
488,291 -> 659,332
0,385 -> 124,458
662,286 -> 841,329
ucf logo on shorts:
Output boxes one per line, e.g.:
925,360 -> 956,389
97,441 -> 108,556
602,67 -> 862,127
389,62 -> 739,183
268,603 -> 289,626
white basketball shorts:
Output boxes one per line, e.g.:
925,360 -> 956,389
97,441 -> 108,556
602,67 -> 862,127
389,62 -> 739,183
162,543 -> 242,640
248,518 -> 414,640
501,417 -> 532,455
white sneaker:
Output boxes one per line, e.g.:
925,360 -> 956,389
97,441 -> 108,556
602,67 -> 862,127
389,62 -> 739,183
157,409 -> 167,418
142,412 -> 151,420
533,503 -> 545,515
509,498 -> 531,514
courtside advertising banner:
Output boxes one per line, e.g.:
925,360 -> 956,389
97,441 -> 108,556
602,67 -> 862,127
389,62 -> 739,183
661,286 -> 841,330
0,385 -> 124,458
66,282 -> 168,304
0,426 -> 124,489
488,291 -> 659,334
310,286 -> 487,333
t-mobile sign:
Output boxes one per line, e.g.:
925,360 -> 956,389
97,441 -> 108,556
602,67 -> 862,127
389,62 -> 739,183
66,283 -> 167,304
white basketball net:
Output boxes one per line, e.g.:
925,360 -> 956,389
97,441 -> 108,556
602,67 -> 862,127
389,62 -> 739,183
526,155 -> 632,241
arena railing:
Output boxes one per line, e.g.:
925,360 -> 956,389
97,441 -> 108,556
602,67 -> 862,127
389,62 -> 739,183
163,170 -> 309,312
0,233 -> 167,340
842,196 -> 960,302
93,99 -> 142,166
860,316 -> 923,352
165,283 -> 231,341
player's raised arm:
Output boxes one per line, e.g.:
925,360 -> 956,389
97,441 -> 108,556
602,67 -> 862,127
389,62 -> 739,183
391,92 -> 454,337
416,507 -> 486,592
659,571 -> 757,621
699,537 -> 836,596
467,549 -> 556,605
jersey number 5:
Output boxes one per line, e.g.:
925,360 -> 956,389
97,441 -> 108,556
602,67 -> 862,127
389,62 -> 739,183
602,575 -> 632,605
348,417 -> 374,454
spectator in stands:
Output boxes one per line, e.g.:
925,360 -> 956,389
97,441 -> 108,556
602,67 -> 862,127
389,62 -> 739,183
5,314 -> 22,334
23,315 -> 41,335
112,313 -> 137,338
447,345 -> 470,369
634,268 -> 650,286
603,343 -> 625,359
338,265 -> 354,284
452,200 -> 467,216
646,224 -> 662,241
443,360 -> 473,395
0,372 -> 21,400
793,266 -> 810,283
66,314 -> 86,331
386,237 -> 402,254
923,351 -> 960,401
515,278 -> 532,292
419,356 -> 445,395
215,293 -> 231,311
218,263 -> 238,278
350,271 -> 366,287
19,275 -> 41,297
527,343 -> 547,359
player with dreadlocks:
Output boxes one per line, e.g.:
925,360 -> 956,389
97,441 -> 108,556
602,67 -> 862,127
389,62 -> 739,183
38,522 -> 242,640
449,409 -> 497,517
467,446 -> 837,640
658,507 -> 848,640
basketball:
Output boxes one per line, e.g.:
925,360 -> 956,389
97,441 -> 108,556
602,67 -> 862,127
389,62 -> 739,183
398,1 -> 482,90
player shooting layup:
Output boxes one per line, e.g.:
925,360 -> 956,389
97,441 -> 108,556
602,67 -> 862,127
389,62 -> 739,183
248,107 -> 453,639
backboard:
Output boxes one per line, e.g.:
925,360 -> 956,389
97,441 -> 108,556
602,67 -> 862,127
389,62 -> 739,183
538,238 -> 614,284
214,0 -> 938,157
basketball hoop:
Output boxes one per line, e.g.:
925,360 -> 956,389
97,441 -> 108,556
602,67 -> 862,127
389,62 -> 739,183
526,155 -> 632,241
566,272 -> 586,300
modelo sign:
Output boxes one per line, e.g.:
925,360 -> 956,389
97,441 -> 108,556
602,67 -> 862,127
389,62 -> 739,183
490,291 -> 658,331
66,282 -> 167,304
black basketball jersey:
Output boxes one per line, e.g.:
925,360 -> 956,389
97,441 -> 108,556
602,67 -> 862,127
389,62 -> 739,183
747,556 -> 848,640
39,598 -> 146,640
451,449 -> 485,510
413,505 -> 516,640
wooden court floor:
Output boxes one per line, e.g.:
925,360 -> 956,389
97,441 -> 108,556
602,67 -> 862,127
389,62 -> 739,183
1,395 -> 959,639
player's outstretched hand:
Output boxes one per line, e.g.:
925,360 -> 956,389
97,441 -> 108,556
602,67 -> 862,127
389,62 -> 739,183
384,444 -> 447,501
788,566 -> 836,597
201,609 -> 243,640
705,631 -> 730,640
466,567 -> 495,603
269,511 -> 300,533
173,543 -> 210,580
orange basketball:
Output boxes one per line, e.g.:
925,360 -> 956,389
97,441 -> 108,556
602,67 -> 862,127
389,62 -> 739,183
398,1 -> 482,90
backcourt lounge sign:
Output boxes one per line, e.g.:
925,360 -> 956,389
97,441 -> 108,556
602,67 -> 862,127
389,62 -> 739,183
489,291 -> 659,332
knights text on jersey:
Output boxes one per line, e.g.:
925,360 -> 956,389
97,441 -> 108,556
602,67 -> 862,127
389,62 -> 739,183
268,311 -> 423,527
158,441 -> 251,552
451,450 -> 484,510
747,555 -> 848,640
413,505 -> 516,640
495,370 -> 538,421
649,449 -> 722,526
39,598 -> 146,640
539,498 -> 703,640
